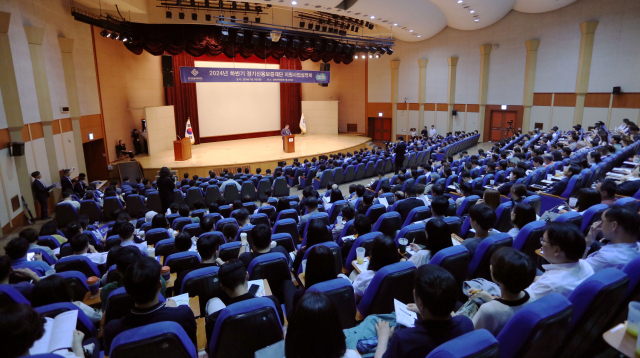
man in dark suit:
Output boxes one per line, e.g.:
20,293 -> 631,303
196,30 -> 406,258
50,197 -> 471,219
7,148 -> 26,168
281,124 -> 291,151
394,137 -> 407,174
421,126 -> 429,138
544,164 -> 581,196
31,171 -> 55,220
539,137 -> 549,152
616,166 -> 640,196
180,173 -> 190,187
74,173 -> 86,197
395,185 -> 425,223
60,169 -> 73,193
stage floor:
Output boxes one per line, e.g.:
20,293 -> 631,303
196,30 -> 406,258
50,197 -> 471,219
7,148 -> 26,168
136,134 -> 371,177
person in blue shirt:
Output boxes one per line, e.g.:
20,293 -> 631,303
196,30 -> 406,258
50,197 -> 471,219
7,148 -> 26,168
373,265 -> 473,358
5,238 -> 52,277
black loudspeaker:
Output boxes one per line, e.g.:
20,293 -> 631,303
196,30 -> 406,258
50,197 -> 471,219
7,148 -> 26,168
613,86 -> 621,95
9,142 -> 25,156
452,110 -> 458,116
318,62 -> 330,87
162,55 -> 174,88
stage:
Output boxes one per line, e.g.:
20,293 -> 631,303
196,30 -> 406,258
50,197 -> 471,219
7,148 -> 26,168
136,134 -> 371,179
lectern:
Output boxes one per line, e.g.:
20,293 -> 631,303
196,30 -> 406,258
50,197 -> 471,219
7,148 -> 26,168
283,135 -> 295,153
174,138 -> 192,161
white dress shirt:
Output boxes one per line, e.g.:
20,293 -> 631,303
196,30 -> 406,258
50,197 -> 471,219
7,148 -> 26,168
430,128 -> 437,137
526,260 -> 594,299
121,240 -> 149,255
352,269 -> 376,297
585,243 -> 640,272
78,252 -> 108,265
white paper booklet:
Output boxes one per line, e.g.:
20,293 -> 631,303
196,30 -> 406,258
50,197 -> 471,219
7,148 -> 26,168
30,310 -> 78,355
394,299 -> 417,328
170,293 -> 191,307
378,197 -> 389,208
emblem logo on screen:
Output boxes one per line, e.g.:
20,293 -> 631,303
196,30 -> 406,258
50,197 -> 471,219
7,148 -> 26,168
315,73 -> 327,82
191,69 -> 199,76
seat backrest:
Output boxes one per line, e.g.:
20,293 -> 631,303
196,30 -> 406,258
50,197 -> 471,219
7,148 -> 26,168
553,211 -> 582,229
579,204 -> 608,235
218,241 -> 241,262
110,321 -> 196,358
56,255 -> 101,278
155,238 -> 177,258
180,266 -> 229,317
276,209 -> 298,223
296,242 -> 342,276
273,177 -> 289,197
165,251 -> 201,273
344,232 -> 382,273
145,228 -> 171,246
271,233 -> 295,253
215,218 -> 238,232
365,204 -> 387,224
430,246 -> 471,294
467,233 -> 513,280
443,216 -> 463,236
183,223 -> 203,239
521,195 -> 541,215
209,297 -> 283,358
403,206 -> 431,227
272,218 -> 300,244
327,200 -> 347,224
307,278 -> 357,329
37,235 -> 61,249
125,194 -> 145,218
223,184 -> 238,204
55,271 -> 89,301
426,329 -> 499,358
79,200 -> 102,222
105,287 -> 166,325
494,201 -> 514,233
0,284 -> 30,306
614,197 -> 639,211
172,217 -> 193,231
250,213 -> 270,227
357,261 -> 416,317
372,212 -> 403,237
34,302 -> 97,337
513,221 -> 546,263
247,253 -> 291,292
55,203 -> 78,227
496,293 -> 573,358
394,223 -> 425,246
455,195 -> 480,216
561,269 -> 629,358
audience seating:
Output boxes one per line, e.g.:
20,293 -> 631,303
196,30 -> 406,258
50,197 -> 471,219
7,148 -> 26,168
365,204 -> 387,224
103,197 -> 124,221
402,206 -> 431,227
372,212 -> 402,236
307,278 -> 356,329
55,255 -> 101,278
344,232 -> 382,273
467,233 -> 513,280
183,223 -> 203,238
429,245 -> 471,301
247,253 -> 290,295
512,221 -> 547,264
0,284 -> 30,306
427,329 -> 499,358
165,252 -> 201,273
155,238 -> 177,259
145,228 -> 171,246
79,200 -> 103,222
218,241 -> 241,261
493,201 -> 514,233
27,247 -> 56,265
172,217 -> 193,232
110,322 -> 196,358
55,203 -> 78,228
271,233 -> 295,253
275,209 -> 299,223
296,242 -> 342,276
56,271 -> 89,301
553,211 -> 582,229
105,287 -> 166,325
357,261 -> 416,318
37,235 -> 61,249
272,218 -> 300,244
273,177 -> 290,197
125,194 -> 146,218
35,302 -> 97,337
443,216 -> 463,236
180,266 -> 228,317
579,204 -> 608,235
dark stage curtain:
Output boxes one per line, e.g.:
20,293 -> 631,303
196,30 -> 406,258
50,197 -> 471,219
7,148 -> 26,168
165,53 -> 201,144
280,58 -> 302,135
124,23 -> 354,65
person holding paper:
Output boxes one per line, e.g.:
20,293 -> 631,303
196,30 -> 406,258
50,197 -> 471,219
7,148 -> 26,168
0,255 -> 41,301
70,233 -> 108,265
0,304 -> 86,358
30,275 -> 103,324
31,171 -> 56,220
103,257 -> 197,353
373,265 -> 473,358
408,219 -> 452,268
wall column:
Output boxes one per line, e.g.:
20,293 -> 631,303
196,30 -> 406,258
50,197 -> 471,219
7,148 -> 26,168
574,21 -> 599,126
522,39 -> 540,133
447,57 -> 459,133
391,60 -> 400,140
24,26 -> 62,202
418,59 -> 428,133
0,12 -> 35,215
58,37 -> 87,177
478,45 -> 492,141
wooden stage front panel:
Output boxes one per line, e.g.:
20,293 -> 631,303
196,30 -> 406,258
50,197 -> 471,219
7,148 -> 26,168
136,134 -> 371,179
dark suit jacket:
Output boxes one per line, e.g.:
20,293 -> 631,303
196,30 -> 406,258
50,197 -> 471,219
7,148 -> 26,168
546,177 -> 570,196
616,179 -> 640,197
32,180 -> 52,202
395,198 -> 425,223
180,179 -> 190,187
61,176 -> 73,193
395,142 -> 407,165
498,180 -> 516,196
539,144 -> 548,152
73,181 -> 85,197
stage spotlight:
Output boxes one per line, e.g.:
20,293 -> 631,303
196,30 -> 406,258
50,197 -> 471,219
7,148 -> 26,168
251,33 -> 259,46
279,36 -> 288,47
307,23 -> 313,30
321,26 -> 327,32
336,43 -> 343,53
166,11 -> 172,19
326,41 -> 334,52
219,0 -> 223,8
255,5 -> 262,12
365,21 -> 369,27
220,28 -> 229,42
206,14 -> 212,21
111,32 -> 120,40
100,29 -> 110,38
387,47 -> 394,55
292,38 -> 301,48
375,54 -> 380,58
300,21 -> 305,28
315,24 -> 320,31
121,35 -> 130,42
379,46 -> 387,54
350,25 -> 354,31
303,38 -> 311,48
354,55 -> 358,59
236,32 -> 244,43
264,34 -> 272,47
370,46 -> 378,53
255,17 -> 260,23
369,54 -> 373,59
354,27 -> 359,32
344,44 -> 353,54
364,46 -> 371,52
369,23 -> 374,30
179,12 -> 185,19
230,15 -> 236,22
314,40 -> 323,51
243,16 -> 249,23
355,45 -> 363,53
245,2 -> 250,10
232,1 -> 237,9
192,13 -> 197,20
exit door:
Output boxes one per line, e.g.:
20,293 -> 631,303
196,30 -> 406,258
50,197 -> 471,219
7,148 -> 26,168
489,111 -> 517,142
368,117 -> 392,142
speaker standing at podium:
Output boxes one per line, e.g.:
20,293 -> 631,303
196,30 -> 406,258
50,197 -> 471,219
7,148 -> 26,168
281,124 -> 291,151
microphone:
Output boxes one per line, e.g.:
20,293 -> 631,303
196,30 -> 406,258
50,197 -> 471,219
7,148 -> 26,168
177,135 -> 181,140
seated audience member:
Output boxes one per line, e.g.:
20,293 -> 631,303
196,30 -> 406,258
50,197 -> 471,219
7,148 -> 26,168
238,224 -> 290,270
423,195 -> 449,224
478,188 -> 500,211
104,257 -> 197,353
0,255 -> 40,300
0,303 -> 85,358
175,231 -> 195,252
461,204 -> 499,257
20,228 -> 57,263
30,274 -> 102,324
396,185 -> 426,223
292,220 -> 333,272
325,188 -> 344,211
179,204 -> 198,223
369,170 -> 386,190
357,191 -> 375,215
508,203 -> 537,238
286,292 -> 358,358
152,213 -> 177,238
106,211 -> 131,238
468,248 -> 536,335
174,233 -> 225,291
455,182 -> 474,208
70,233 -> 108,265
5,238 -> 52,277
409,218 -> 452,267
233,208 -> 251,228
352,235 -> 400,299
119,222 -> 148,255
58,190 -> 81,210
543,164 -> 581,196
510,183 -> 527,205
332,205 -> 356,241
497,168 -> 524,196
583,206 -> 640,271
597,179 -> 618,206
527,223 -> 593,299
222,223 -> 239,242
574,188 -> 602,213
199,215 -> 215,234
373,265 -> 473,358
39,220 -> 66,244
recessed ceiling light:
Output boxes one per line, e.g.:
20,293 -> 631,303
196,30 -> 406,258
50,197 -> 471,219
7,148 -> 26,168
470,10 -> 475,13
457,0 -> 462,2
475,18 -> 479,22
393,23 -> 398,26
409,29 -> 414,32
370,15 -> 375,19
417,35 -> 421,37
291,0 -> 297,4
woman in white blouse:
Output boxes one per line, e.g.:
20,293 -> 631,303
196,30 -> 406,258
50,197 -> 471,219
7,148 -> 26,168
408,218 -> 453,267
351,235 -> 401,300
507,203 -> 537,238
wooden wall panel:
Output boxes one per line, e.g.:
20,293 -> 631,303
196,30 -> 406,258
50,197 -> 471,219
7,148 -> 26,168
200,130 -> 281,143
366,102 -> 393,118
467,104 -> 480,113
612,93 -> 640,108
80,114 -> 104,143
453,104 -> 466,112
397,103 -> 407,110
533,93 -> 553,106
21,125 -> 30,142
0,129 -> 10,149
585,93 -> 611,108
553,93 -> 577,107
29,123 -> 44,140
424,103 -> 436,111
436,103 -> 448,111
408,103 -> 420,110
52,120 -> 61,135
60,118 -> 72,133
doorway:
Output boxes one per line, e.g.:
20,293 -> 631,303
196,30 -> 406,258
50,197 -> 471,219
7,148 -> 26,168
489,110 -> 517,142
367,117 -> 392,142
83,139 -> 109,181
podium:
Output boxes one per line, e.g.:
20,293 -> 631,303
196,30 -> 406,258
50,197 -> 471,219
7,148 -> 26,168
174,138 -> 192,161
283,135 -> 295,153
